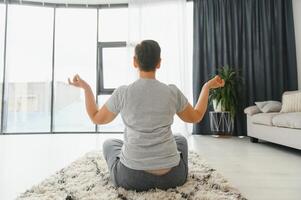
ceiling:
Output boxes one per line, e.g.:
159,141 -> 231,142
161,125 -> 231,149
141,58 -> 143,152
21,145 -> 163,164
20,0 -> 128,5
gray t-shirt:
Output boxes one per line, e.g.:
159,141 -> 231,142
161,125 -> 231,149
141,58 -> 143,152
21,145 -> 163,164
105,78 -> 188,170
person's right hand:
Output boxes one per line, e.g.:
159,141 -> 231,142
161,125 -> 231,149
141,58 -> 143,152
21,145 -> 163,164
206,75 -> 225,89
68,74 -> 90,90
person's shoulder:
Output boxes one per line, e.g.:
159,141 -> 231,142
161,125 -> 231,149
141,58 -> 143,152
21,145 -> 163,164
117,85 -> 128,90
167,84 -> 180,92
166,84 -> 183,99
114,85 -> 128,94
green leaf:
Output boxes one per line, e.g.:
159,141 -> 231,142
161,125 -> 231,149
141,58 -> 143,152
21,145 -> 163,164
208,65 -> 243,119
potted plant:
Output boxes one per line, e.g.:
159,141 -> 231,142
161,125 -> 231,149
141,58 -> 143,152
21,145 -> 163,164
209,66 -> 242,119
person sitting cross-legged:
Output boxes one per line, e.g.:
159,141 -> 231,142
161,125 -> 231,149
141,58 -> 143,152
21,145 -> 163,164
68,40 -> 225,191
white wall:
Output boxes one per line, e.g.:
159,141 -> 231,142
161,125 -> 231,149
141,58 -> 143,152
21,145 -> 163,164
293,0 -> 301,89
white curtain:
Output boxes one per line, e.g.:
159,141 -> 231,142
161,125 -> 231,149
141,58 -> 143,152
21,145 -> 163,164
127,0 -> 192,136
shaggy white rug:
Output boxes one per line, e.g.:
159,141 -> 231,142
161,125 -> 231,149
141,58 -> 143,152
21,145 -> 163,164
17,151 -> 247,200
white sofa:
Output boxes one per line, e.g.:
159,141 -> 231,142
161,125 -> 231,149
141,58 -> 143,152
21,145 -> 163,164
245,93 -> 301,150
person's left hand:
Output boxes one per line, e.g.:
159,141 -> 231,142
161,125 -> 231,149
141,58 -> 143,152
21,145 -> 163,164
207,75 -> 225,89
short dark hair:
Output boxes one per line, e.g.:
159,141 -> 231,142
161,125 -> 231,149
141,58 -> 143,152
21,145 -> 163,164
135,40 -> 161,72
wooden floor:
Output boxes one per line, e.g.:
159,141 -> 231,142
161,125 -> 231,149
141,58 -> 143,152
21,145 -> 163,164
0,134 -> 300,200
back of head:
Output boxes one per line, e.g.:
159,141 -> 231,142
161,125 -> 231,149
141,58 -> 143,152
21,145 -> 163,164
135,40 -> 161,72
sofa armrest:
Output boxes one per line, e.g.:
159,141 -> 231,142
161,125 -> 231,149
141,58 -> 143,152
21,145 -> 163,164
244,105 -> 261,116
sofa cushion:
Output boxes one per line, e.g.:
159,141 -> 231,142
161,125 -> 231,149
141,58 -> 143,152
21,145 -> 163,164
272,112 -> 301,129
280,90 -> 301,113
251,113 -> 280,126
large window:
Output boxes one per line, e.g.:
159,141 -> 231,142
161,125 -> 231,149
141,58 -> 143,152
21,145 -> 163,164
0,2 -> 193,134
54,8 -> 97,132
0,4 -> 6,131
5,5 -> 53,133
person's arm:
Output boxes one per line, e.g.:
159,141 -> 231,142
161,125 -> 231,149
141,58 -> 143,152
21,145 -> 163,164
68,74 -> 116,124
177,75 -> 225,123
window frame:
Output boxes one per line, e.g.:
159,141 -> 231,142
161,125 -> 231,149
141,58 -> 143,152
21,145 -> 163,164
97,41 -> 127,95
0,3 -> 8,133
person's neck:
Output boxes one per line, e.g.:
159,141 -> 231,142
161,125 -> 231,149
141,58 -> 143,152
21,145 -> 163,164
139,70 -> 156,79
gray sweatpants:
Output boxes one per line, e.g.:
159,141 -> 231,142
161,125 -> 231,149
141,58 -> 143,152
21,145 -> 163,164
102,135 -> 188,192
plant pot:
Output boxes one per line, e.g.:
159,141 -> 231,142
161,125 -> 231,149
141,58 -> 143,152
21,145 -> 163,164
213,99 -> 223,112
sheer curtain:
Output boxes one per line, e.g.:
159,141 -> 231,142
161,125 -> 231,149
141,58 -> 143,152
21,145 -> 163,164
128,0 -> 192,136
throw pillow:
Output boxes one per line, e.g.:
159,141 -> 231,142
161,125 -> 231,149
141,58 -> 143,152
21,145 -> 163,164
261,101 -> 282,113
255,101 -> 268,111
244,105 -> 261,116
255,101 -> 282,113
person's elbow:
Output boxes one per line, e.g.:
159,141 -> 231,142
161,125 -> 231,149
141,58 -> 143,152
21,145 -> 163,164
91,114 -> 112,125
191,110 -> 205,123
89,112 -> 107,125
90,108 -> 116,125
177,105 -> 205,124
